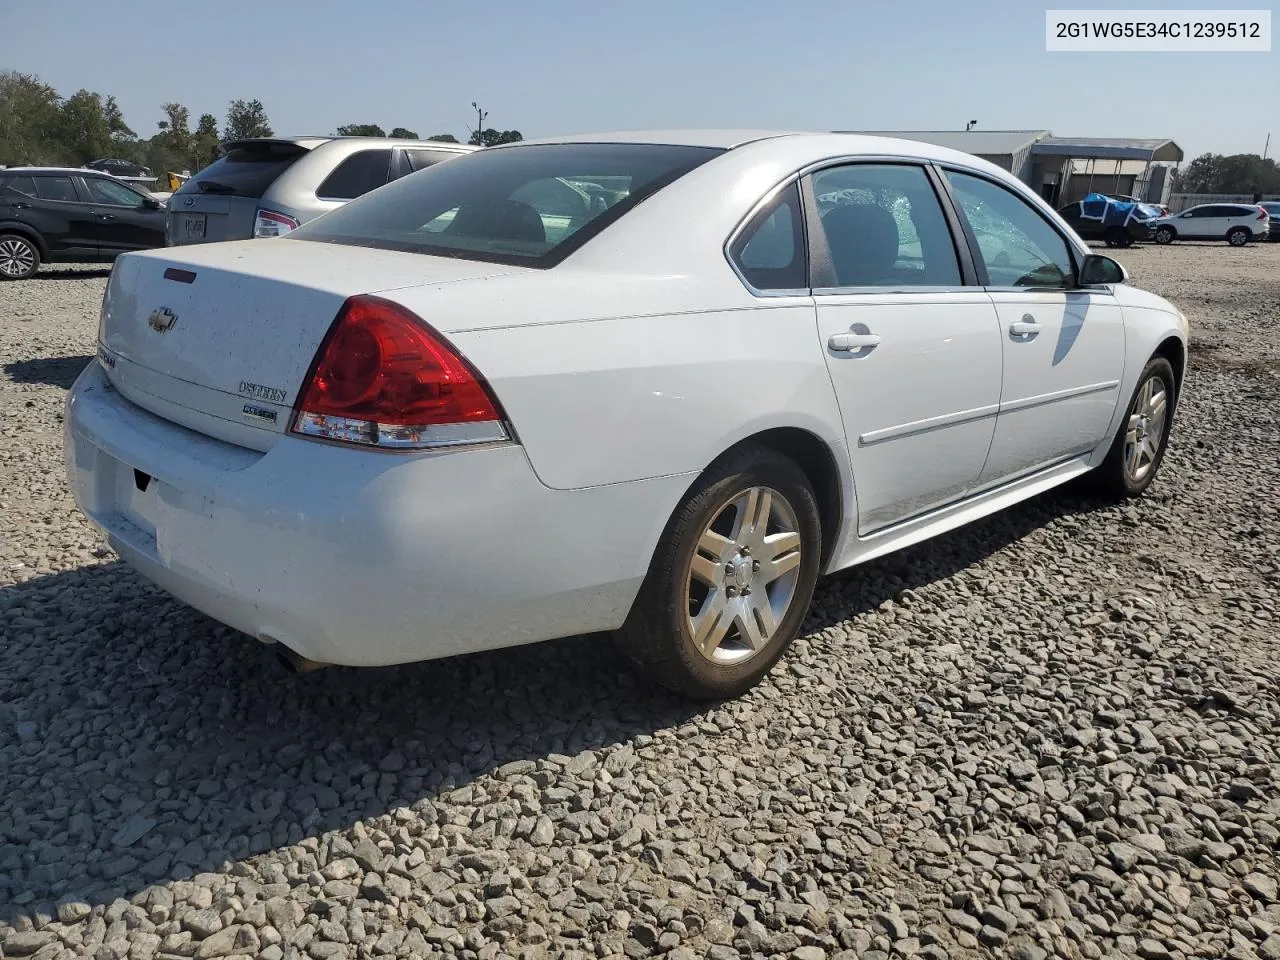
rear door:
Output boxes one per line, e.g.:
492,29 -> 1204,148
168,140 -> 311,245
21,174 -> 100,257
942,168 -> 1125,485
805,162 -> 1003,533
79,176 -> 166,254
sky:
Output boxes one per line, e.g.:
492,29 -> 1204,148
1,0 -> 1275,163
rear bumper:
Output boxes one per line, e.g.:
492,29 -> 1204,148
64,363 -> 681,666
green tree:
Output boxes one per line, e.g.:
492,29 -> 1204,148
223,99 -> 273,141
58,89 -> 114,163
389,127 -> 419,139
468,128 -> 522,147
190,112 -> 221,170
102,96 -> 135,142
0,71 -> 65,165
337,123 -> 386,137
1176,153 -> 1280,194
427,133 -> 458,143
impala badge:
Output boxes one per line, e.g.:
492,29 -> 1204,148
148,307 -> 178,333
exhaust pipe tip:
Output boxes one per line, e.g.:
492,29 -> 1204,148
275,647 -> 330,674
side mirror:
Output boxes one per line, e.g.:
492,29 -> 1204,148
142,196 -> 161,210
1080,253 -> 1127,286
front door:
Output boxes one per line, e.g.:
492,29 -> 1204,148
806,162 -> 1003,534
942,170 -> 1126,485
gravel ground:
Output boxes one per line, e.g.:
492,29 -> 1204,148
2,245 -> 1278,960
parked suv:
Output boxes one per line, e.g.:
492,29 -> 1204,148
1151,203 -> 1270,246
167,136 -> 476,246
1260,201 -> 1280,240
0,167 -> 167,280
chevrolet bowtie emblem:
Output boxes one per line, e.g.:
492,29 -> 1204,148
148,307 -> 178,333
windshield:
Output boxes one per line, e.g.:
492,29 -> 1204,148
176,141 -> 310,199
289,142 -> 724,267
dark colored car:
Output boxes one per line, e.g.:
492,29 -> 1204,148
1261,202 -> 1280,240
1057,201 -> 1154,247
0,167 -> 167,280
87,158 -> 153,179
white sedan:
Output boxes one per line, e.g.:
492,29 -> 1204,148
65,130 -> 1188,699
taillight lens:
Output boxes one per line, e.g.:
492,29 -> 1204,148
254,209 -> 299,238
292,295 -> 508,449
1258,207 -> 1269,220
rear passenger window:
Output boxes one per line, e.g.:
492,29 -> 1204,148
316,149 -> 393,201
728,182 -> 807,292
809,164 -> 961,288
35,177 -> 78,202
5,176 -> 38,197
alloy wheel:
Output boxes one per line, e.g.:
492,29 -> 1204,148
684,485 -> 803,665
1124,375 -> 1169,484
0,238 -> 36,278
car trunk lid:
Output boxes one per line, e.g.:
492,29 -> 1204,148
98,240 -> 521,451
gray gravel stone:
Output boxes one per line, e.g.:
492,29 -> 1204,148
2,249 -> 1280,960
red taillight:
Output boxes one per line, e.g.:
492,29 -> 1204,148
254,209 -> 300,238
1258,207 -> 1269,220
292,295 -> 508,449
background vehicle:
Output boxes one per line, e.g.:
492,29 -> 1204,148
1101,193 -> 1168,218
1151,203 -> 1269,246
67,131 -> 1187,699
1260,201 -> 1280,240
0,167 -> 166,279
1058,196 -> 1154,247
88,158 -> 153,179
166,135 -> 476,246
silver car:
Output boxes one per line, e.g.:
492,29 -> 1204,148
166,136 -> 476,245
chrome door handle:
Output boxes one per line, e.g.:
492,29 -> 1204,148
829,332 -> 882,352
1009,314 -> 1041,338
97,213 -> 116,221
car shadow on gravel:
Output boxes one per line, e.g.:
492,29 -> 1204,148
0,483 -> 1117,917
3,355 -> 95,389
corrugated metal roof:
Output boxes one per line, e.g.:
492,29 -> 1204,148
1033,137 -> 1183,162
836,130 -> 1050,157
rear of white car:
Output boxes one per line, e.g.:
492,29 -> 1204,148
67,142 -> 727,669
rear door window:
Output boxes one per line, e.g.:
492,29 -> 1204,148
316,149 -> 393,201
4,176 -> 38,197
34,176 -> 79,202
177,141 -> 309,199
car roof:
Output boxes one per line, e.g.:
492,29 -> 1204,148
0,166 -> 112,176
498,129 -> 1033,166
222,136 -> 476,152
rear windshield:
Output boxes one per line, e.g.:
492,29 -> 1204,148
289,142 -> 724,267
176,141 -> 310,199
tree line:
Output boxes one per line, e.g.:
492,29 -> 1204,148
1171,152 -> 1280,196
0,71 -> 521,176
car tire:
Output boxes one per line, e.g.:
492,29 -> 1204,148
0,233 -> 40,280
1227,227 -> 1250,246
1093,356 -> 1176,499
614,445 -> 823,700
1154,226 -> 1175,245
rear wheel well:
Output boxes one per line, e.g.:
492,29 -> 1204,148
0,225 -> 47,259
712,428 -> 842,567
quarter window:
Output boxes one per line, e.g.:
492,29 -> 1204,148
808,164 -> 961,288
728,182 -> 806,291
34,176 -> 78,203
316,149 -> 393,201
944,171 -> 1076,288
85,178 -> 146,206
